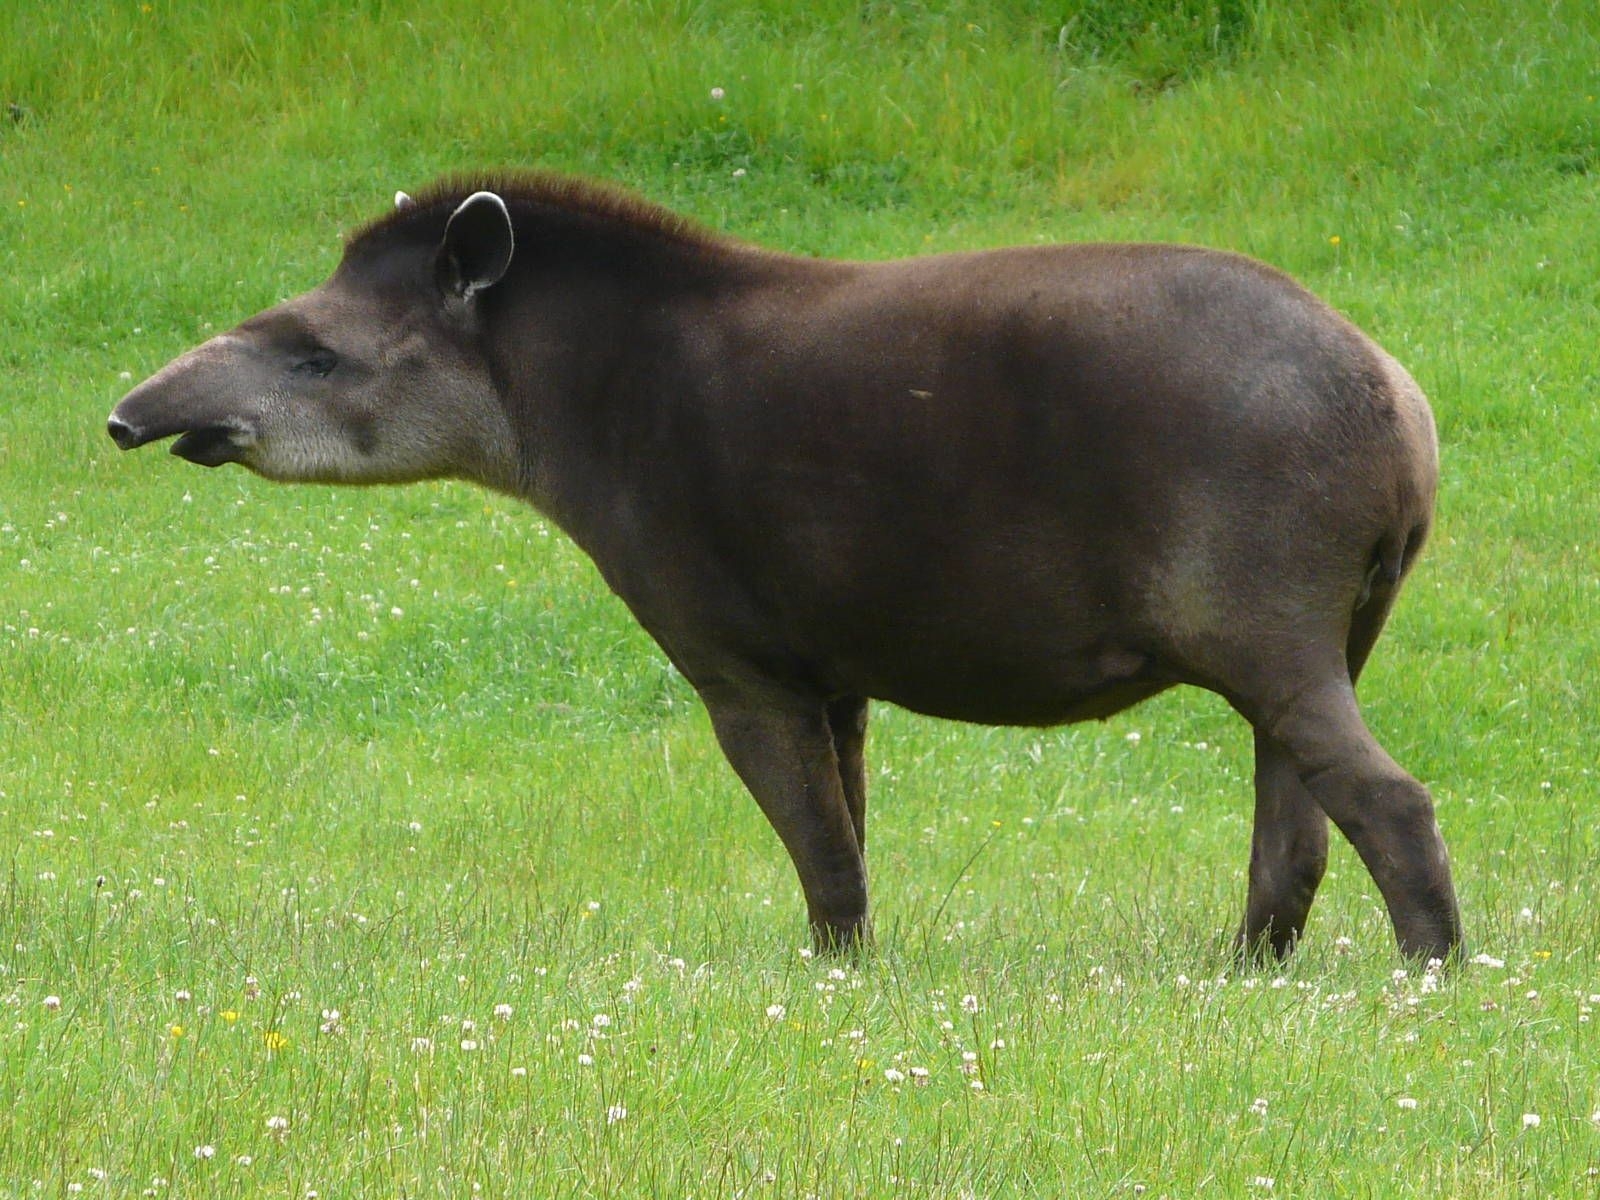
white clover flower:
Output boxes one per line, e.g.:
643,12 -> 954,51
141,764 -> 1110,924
765,1004 -> 786,1020
460,1039 -> 479,1052
511,1066 -> 527,1078
494,1003 -> 513,1020
1396,1097 -> 1418,1110
884,1068 -> 906,1084
193,1145 -> 215,1160
606,1105 -> 628,1124
1249,1097 -> 1270,1117
710,87 -> 725,101
411,1036 -> 434,1054
266,1115 -> 289,1133
42,995 -> 60,1011
592,1013 -> 612,1028
960,994 -> 979,1013
1523,1113 -> 1541,1128
236,1156 -> 253,1167
578,1053 -> 594,1066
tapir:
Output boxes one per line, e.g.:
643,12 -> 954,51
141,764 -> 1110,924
108,172 -> 1462,961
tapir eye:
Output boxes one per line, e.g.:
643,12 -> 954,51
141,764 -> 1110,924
292,349 -> 338,378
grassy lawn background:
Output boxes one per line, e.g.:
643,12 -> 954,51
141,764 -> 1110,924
2,1 -> 1599,1194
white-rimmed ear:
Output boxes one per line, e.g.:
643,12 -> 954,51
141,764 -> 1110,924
394,190 -> 414,210
438,191 -> 514,301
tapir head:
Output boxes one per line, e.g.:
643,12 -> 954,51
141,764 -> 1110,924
108,190 -> 521,490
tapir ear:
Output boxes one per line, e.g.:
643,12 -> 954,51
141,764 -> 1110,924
438,191 -> 514,301
394,190 -> 414,210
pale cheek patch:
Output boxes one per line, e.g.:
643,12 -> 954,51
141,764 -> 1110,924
247,399 -> 458,485
248,426 -> 367,483
244,395 -> 370,482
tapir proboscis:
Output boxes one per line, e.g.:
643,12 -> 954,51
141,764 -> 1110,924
108,173 -> 1462,962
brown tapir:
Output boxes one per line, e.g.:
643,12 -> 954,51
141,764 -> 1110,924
108,172 -> 1462,962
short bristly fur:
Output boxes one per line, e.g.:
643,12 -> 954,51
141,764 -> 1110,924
109,174 -> 1462,963
348,170 -> 738,256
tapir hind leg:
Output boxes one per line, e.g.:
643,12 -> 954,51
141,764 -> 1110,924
702,685 -> 870,952
1236,729 -> 1329,961
1233,578 -> 1451,962
1237,666 -> 1462,963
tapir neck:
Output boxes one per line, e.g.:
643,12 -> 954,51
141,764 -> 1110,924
479,237 -> 825,554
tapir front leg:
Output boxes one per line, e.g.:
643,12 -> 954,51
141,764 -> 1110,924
827,695 -> 870,853
702,686 -> 870,951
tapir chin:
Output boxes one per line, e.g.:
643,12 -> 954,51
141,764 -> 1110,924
108,172 -> 1462,962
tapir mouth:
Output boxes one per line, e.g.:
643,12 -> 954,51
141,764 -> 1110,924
107,413 -> 252,467
170,425 -> 247,467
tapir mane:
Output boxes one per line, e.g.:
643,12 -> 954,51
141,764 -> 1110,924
345,170 -> 739,260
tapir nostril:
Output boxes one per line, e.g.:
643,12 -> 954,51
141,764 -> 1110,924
106,416 -> 142,450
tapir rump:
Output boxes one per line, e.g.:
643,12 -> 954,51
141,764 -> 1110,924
108,173 -> 1462,961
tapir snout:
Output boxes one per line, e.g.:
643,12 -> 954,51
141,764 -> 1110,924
108,334 -> 264,466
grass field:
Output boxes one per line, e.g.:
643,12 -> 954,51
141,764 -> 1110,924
4,0 -> 1600,1194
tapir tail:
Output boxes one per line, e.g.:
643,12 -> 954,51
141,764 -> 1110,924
1349,518 -> 1429,684
1375,518 -> 1429,586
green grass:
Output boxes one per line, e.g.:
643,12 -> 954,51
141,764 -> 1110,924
4,0 -> 1600,1194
